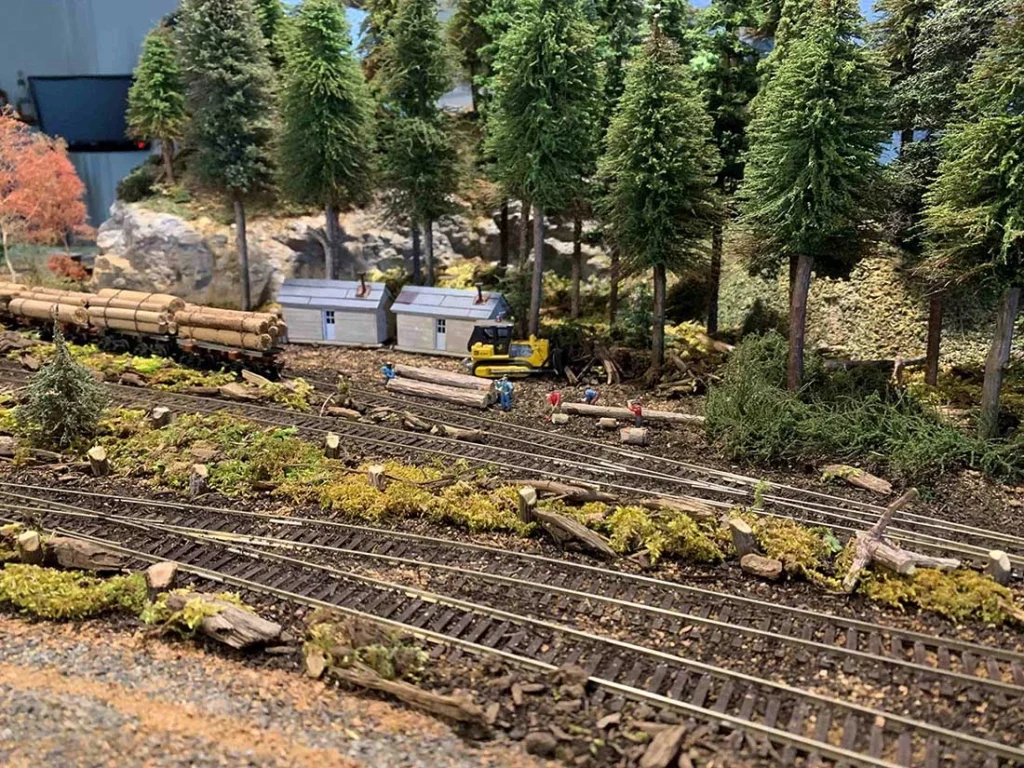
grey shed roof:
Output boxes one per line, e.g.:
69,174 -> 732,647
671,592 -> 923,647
392,285 -> 509,320
278,279 -> 392,311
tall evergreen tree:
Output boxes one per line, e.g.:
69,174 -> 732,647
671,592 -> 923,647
280,0 -> 376,280
360,0 -> 401,83
740,0 -> 887,389
376,0 -> 457,285
253,0 -> 286,69
449,0 -> 491,114
127,24 -> 187,184
488,0 -> 604,336
599,27 -> 721,377
179,0 -> 277,310
692,0 -> 762,334
923,4 -> 1024,438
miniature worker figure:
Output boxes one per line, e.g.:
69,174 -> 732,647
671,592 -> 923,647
381,362 -> 396,385
627,396 -> 644,427
547,390 -> 563,419
497,376 -> 514,411
583,387 -> 600,405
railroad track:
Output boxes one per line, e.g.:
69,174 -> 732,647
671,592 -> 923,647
2,487 -> 1022,767
1,365 -> 1020,572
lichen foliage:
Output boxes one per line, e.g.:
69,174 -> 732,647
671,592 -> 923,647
0,564 -> 147,620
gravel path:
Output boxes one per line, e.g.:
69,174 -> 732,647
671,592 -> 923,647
0,616 -> 549,768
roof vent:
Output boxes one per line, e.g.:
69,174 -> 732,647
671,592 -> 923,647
356,272 -> 369,298
474,282 -> 486,304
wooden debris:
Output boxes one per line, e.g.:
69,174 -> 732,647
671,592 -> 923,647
145,561 -> 178,591
503,479 -> 617,504
842,490 -> 961,593
517,486 -> 538,525
620,427 -> 650,446
118,372 -> 147,388
332,663 -> 488,727
533,507 -> 616,559
184,386 -> 221,397
325,406 -> 362,420
368,464 -> 387,491
44,536 -> 128,571
393,364 -> 495,392
386,378 -> 495,409
401,411 -> 433,432
640,724 -> 688,768
20,353 -> 41,372
823,464 -> 892,495
146,406 -> 172,429
729,518 -> 759,558
550,413 -> 570,425
430,423 -> 485,442
87,445 -> 109,477
640,497 -> 718,523
189,464 -> 209,497
164,592 -> 282,649
304,647 -> 328,679
986,550 -> 1011,586
560,402 -> 704,425
740,553 -> 783,581
15,530 -> 44,565
323,432 -> 342,460
596,417 -> 618,430
241,369 -> 273,388
218,382 -> 261,401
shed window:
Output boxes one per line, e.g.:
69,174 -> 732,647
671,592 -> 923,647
436,318 -> 446,333
325,311 -> 336,325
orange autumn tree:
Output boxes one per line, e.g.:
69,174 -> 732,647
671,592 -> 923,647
0,108 -> 92,279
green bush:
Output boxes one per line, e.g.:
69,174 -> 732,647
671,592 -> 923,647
705,333 -> 1024,482
0,564 -> 148,620
117,159 -> 160,202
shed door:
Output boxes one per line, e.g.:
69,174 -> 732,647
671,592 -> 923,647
434,318 -> 446,350
323,310 -> 336,341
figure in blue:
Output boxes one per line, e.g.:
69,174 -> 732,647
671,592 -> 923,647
496,376 -> 514,411
381,361 -> 396,385
583,387 -> 600,405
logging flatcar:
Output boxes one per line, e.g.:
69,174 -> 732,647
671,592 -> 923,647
0,282 -> 286,375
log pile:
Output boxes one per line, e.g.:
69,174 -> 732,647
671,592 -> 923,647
8,297 -> 90,326
175,303 -> 286,351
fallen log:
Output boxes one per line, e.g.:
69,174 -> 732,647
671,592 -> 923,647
559,402 -> 704,425
330,663 -> 488,727
502,479 -> 617,504
241,369 -> 273,388
597,417 -> 618,430
533,507 -> 616,559
823,464 -> 892,496
740,553 -> 783,581
430,423 -> 485,442
393,364 -> 495,392
640,497 -> 718,523
842,490 -> 960,593
325,406 -> 362,420
163,592 -> 282,649
44,536 -> 128,571
386,378 -> 495,409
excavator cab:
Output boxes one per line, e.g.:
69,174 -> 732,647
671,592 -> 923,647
468,321 -> 556,378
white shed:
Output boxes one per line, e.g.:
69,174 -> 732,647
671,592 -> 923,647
278,278 -> 394,346
392,285 -> 510,356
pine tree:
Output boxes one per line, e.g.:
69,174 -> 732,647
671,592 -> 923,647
488,0 -> 604,336
691,0 -> 762,334
16,326 -> 108,450
360,0 -> 402,84
280,0 -> 376,280
127,25 -> 186,184
449,0 -> 491,114
253,0 -> 286,69
923,4 -> 1024,438
376,0 -> 457,285
178,0 -> 277,310
599,28 -> 721,377
740,0 -> 887,389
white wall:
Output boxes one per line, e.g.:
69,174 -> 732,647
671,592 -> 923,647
1,0 -> 180,226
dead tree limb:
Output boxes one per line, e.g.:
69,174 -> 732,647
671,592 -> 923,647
500,479 -> 617,504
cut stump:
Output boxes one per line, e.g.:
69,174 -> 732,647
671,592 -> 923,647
15,530 -> 44,565
146,561 -> 178,591
986,551 -> 1011,586
146,406 -> 172,429
189,464 -> 209,497
729,518 -> 759,558
517,486 -> 538,525
368,464 -> 387,491
620,427 -> 650,446
87,446 -> 109,477
323,432 -> 342,460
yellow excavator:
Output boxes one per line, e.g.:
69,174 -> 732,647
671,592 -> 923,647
467,321 -> 561,378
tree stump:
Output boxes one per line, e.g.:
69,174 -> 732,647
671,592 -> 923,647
596,417 -> 618,430
87,445 -> 109,477
163,592 -> 281,649
15,530 -> 44,565
146,561 -> 178,591
368,464 -> 387,491
986,550 -> 1011,586
517,486 -> 538,525
189,464 -> 209,497
620,427 -> 650,446
146,406 -> 172,429
323,432 -> 342,459
728,518 -> 759,558
0,435 -> 16,457
44,536 -> 128,571
550,413 -> 570,425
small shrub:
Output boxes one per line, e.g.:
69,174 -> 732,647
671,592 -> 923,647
0,564 -> 147,620
305,612 -> 428,681
860,569 -> 1022,626
117,159 -> 159,202
140,589 -> 247,634
604,506 -> 724,565
46,254 -> 89,283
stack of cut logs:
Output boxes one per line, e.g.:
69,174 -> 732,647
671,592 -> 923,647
175,304 -> 286,352
88,289 -> 183,335
5,284 -> 90,326
386,364 -> 497,409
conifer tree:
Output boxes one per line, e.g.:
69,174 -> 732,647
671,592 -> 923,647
16,326 -> 108,450
360,0 -> 401,84
280,0 -> 376,279
692,0 -> 762,334
377,0 -> 457,286
253,0 -> 286,69
599,28 -> 720,377
740,0 -> 887,389
127,24 -> 186,184
488,0 -> 604,336
449,0 -> 490,114
179,0 -> 276,311
923,4 -> 1024,438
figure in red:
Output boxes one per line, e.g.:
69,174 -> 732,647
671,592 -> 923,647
627,397 -> 644,427
546,390 -> 563,419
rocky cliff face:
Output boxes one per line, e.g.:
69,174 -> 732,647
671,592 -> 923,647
91,201 -> 608,307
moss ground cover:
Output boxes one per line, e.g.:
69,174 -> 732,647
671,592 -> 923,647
0,564 -> 148,620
